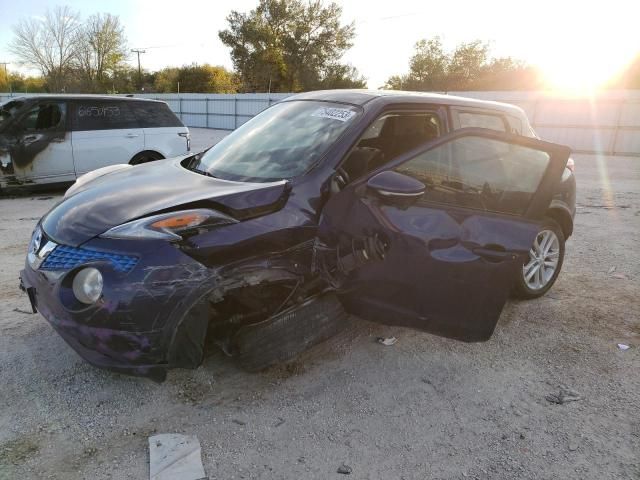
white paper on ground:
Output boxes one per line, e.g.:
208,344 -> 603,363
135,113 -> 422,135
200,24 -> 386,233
617,343 -> 630,351
149,434 -> 207,480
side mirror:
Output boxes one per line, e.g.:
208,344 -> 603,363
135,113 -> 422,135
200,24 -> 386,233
367,171 -> 425,205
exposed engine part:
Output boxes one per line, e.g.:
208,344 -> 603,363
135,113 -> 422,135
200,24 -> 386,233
314,233 -> 389,288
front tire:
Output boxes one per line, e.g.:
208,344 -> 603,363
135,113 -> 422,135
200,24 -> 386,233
513,218 -> 565,299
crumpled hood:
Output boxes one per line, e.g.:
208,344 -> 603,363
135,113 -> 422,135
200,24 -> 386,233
42,157 -> 289,246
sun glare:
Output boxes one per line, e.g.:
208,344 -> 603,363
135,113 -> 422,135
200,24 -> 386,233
540,52 -> 635,95
534,15 -> 638,95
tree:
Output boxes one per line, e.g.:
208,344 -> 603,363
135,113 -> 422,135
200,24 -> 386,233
9,6 -> 81,91
76,13 -> 128,92
312,63 -> 366,89
219,0 -> 363,92
384,37 -> 539,91
154,64 -> 240,93
407,37 -> 448,90
447,40 -> 489,90
474,57 -> 542,90
0,67 -> 8,92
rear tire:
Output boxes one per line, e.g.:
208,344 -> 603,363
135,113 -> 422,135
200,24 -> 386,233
130,151 -> 164,165
513,217 -> 565,299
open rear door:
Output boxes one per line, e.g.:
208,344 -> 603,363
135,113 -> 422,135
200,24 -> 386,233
317,128 -> 570,341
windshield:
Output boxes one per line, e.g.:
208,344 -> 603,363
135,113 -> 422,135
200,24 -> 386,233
191,100 -> 360,182
0,100 -> 26,129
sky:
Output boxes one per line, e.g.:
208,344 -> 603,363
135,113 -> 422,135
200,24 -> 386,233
0,0 -> 638,91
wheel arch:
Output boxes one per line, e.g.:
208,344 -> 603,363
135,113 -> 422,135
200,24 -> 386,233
129,150 -> 165,165
546,204 -> 573,239
165,265 -> 303,369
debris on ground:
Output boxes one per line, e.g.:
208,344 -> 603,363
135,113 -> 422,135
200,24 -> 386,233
149,434 -> 206,480
611,273 -> 628,279
545,386 -> 582,405
337,464 -> 353,474
617,343 -> 630,351
608,266 -> 617,274
377,336 -> 397,346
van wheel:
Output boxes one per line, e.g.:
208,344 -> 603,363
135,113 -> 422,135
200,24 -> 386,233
130,151 -> 164,165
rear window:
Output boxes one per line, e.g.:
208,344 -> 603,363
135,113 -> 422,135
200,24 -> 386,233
71,101 -> 139,131
130,102 -> 183,128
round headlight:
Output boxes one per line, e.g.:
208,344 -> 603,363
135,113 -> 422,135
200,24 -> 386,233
72,268 -> 103,304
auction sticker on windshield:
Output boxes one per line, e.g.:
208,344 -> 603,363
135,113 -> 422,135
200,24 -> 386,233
311,107 -> 356,122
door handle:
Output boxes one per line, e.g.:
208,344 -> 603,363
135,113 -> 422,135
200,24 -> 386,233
125,133 -> 140,138
472,246 -> 516,263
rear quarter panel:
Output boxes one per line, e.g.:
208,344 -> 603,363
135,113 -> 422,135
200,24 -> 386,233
143,127 -> 189,158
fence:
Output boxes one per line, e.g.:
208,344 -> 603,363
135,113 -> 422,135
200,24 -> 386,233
2,90 -> 640,156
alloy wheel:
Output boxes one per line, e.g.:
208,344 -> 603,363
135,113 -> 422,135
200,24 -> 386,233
523,229 -> 560,291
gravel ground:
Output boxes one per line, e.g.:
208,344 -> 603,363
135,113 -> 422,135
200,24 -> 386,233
0,130 -> 638,479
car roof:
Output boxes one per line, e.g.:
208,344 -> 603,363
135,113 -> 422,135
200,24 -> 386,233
7,95 -> 164,104
283,89 -> 525,116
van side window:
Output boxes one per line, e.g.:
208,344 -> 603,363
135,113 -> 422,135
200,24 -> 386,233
18,102 -> 65,131
341,112 -> 442,181
131,102 -> 182,128
457,112 -> 507,132
71,101 -> 139,131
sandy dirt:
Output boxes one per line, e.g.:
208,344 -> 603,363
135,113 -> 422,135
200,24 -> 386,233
0,131 -> 638,479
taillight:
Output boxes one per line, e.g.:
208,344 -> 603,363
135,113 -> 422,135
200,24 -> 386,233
566,157 -> 575,173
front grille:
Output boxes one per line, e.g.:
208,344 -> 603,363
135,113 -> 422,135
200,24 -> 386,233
40,245 -> 139,273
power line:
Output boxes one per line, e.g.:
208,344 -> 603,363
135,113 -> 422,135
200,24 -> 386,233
130,49 -> 146,90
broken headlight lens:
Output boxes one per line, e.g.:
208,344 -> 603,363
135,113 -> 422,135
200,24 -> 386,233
100,209 -> 237,241
72,267 -> 103,304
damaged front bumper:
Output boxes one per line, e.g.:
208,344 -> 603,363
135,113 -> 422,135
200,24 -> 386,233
19,235 -> 217,381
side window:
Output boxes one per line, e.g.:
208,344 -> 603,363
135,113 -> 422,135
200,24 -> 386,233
20,102 -> 66,132
18,102 -> 65,132
395,136 -> 550,216
457,112 -> 507,132
342,112 -> 442,181
72,101 -> 139,131
130,102 -> 182,128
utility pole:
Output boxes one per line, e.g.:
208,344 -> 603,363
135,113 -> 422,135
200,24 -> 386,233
130,49 -> 146,91
0,62 -> 11,95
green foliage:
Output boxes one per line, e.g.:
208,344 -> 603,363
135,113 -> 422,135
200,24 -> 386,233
384,37 -> 543,91
0,70 -> 46,93
219,0 -> 365,92
154,64 -> 240,93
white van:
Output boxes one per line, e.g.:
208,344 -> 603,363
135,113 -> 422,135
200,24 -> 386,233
0,95 -> 190,189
